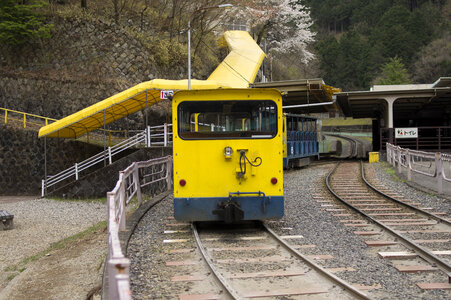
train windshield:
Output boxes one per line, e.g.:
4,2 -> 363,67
178,100 -> 277,139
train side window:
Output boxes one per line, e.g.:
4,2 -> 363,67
178,100 -> 277,139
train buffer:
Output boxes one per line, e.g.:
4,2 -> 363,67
0,210 -> 14,230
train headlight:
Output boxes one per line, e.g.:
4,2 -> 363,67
224,146 -> 233,159
179,179 -> 186,186
271,177 -> 278,184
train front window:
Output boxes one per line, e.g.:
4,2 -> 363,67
178,100 -> 277,139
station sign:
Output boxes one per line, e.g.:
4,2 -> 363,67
160,90 -> 174,100
395,127 -> 418,139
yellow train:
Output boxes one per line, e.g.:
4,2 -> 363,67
172,88 -> 284,222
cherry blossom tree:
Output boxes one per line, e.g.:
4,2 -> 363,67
230,0 -> 315,63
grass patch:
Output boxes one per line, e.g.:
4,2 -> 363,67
4,220 -> 107,276
384,166 -> 404,182
48,197 -> 107,204
322,117 -> 372,126
7,274 -> 17,281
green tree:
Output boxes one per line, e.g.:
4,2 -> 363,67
375,57 -> 412,85
0,0 -> 52,46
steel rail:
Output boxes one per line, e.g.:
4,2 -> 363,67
326,162 -> 451,278
191,222 -> 241,300
324,134 -> 359,158
361,162 -> 451,226
262,222 -> 372,300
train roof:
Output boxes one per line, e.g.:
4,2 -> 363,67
284,113 -> 318,120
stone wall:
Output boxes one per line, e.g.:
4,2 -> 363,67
49,147 -> 173,199
0,125 -> 103,195
0,15 -> 180,128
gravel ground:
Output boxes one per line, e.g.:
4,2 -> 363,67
266,163 -> 450,299
366,161 -> 451,215
128,162 -> 450,299
0,197 -> 106,291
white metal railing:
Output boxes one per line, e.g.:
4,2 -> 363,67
386,143 -> 450,193
41,124 -> 173,196
107,155 -> 173,300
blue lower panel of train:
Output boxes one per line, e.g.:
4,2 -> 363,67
174,196 -> 284,222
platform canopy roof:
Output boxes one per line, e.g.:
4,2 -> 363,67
252,79 -> 340,113
39,31 -> 265,138
336,77 -> 451,121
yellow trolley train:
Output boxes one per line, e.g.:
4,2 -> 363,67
172,88 -> 284,222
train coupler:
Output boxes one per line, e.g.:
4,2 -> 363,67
212,200 -> 244,223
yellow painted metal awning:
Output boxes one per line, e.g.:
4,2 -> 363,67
39,31 -> 265,138
207,31 -> 265,88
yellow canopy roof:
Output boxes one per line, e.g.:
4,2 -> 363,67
39,31 -> 265,138
208,31 -> 265,88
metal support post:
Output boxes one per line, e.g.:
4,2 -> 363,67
108,147 -> 113,165
438,128 -> 441,151
397,149 -> 402,174
406,150 -> 411,181
166,156 -> 173,190
75,163 -> 79,180
132,166 -> 142,206
41,180 -> 45,198
188,20 -> 191,90
436,152 -> 443,194
145,91 -> 148,128
147,125 -> 151,147
387,146 -> 391,164
44,137 -> 47,197
119,178 -> 126,231
103,110 -> 106,167
164,123 -> 168,147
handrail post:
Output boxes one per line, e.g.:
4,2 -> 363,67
386,144 -> 391,164
436,152 -> 443,194
4,110 -> 7,124
119,180 -> 126,231
147,125 -> 151,147
390,146 -> 393,165
397,149 -> 402,173
23,114 -> 26,128
41,179 -> 45,197
406,149 -> 411,181
164,123 -> 168,147
166,156 -> 173,190
75,163 -> 79,180
108,147 -> 113,165
133,166 -> 143,206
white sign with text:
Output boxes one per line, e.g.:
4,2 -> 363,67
395,127 -> 418,138
160,90 -> 174,100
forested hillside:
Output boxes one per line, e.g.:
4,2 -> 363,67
303,0 -> 451,90
0,0 -> 449,102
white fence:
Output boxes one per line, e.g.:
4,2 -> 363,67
42,124 -> 173,196
107,155 -> 173,300
386,143 -> 451,193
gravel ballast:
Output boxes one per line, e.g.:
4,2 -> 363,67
267,163 -> 450,299
367,161 -> 451,215
128,162 -> 450,299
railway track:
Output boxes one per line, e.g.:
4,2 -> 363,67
323,134 -> 365,159
188,221 -> 369,299
326,161 -> 451,290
